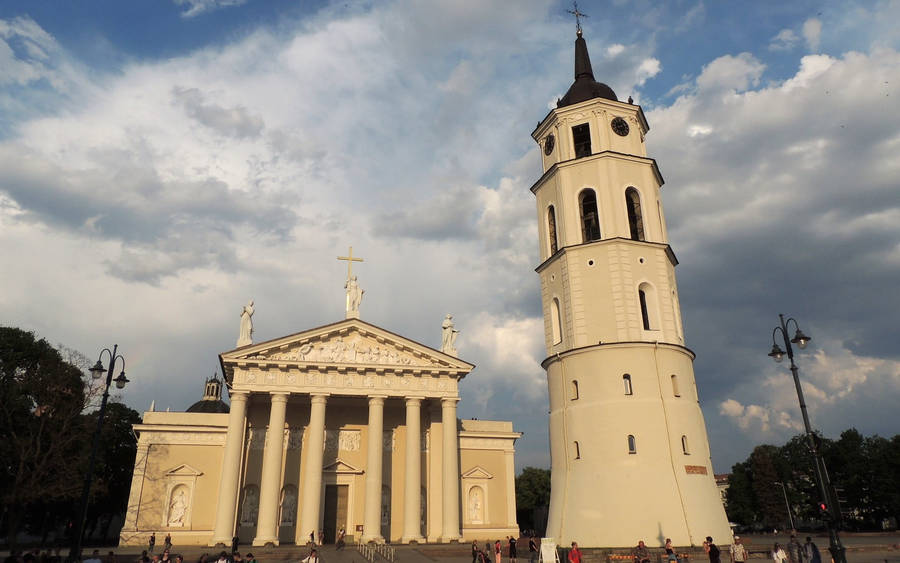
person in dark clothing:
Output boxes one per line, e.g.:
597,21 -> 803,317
528,536 -> 538,563
705,536 -> 720,563
804,537 -> 822,563
231,537 -> 239,555
509,537 -> 517,563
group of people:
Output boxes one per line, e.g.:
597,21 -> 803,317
142,532 -> 258,563
471,536 -> 520,563
771,534 -> 822,563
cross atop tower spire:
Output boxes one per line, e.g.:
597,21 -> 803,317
567,1 -> 588,36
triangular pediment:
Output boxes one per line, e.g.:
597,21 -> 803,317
323,459 -> 364,474
461,466 -> 493,479
165,463 -> 203,477
220,318 -> 473,373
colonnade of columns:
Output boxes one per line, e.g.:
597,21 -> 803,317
209,391 -> 461,547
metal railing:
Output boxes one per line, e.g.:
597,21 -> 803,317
356,538 -> 396,563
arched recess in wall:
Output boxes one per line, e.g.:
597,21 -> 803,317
623,374 -> 633,395
627,435 -> 637,454
570,380 -> 579,400
681,435 -> 690,455
579,189 -> 602,242
625,187 -> 645,241
550,298 -> 562,344
574,440 -> 581,459
547,205 -> 558,255
671,374 -> 680,397
638,282 -> 660,331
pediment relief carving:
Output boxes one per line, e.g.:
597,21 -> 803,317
241,330 -> 443,368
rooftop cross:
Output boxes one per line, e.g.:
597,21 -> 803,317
567,1 -> 588,36
337,246 -> 364,280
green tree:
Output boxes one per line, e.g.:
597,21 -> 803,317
516,467 -> 550,533
725,461 -> 757,526
749,445 -> 788,529
0,327 -> 91,549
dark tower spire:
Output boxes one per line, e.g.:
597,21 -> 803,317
558,30 -> 618,107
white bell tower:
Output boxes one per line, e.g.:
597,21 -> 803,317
531,29 -> 731,548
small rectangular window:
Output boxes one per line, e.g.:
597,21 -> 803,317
572,124 -> 592,158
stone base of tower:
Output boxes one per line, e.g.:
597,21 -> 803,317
543,344 -> 732,549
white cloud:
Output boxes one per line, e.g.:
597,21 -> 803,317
695,52 -> 765,93
803,17 -> 822,51
769,28 -> 800,51
173,0 -> 248,19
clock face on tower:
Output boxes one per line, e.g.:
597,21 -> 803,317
544,134 -> 555,155
611,117 -> 630,137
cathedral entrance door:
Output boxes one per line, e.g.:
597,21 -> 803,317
323,484 -> 348,544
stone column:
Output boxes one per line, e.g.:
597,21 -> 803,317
211,391 -> 249,546
402,397 -> 424,543
441,397 -> 461,542
299,394 -> 328,543
363,395 -> 386,542
253,392 -> 289,546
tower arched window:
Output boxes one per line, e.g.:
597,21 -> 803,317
638,282 -> 659,331
627,435 -> 637,454
625,187 -> 645,241
570,380 -> 579,400
547,205 -> 558,255
550,298 -> 562,345
671,374 -> 681,397
579,189 -> 601,242
681,435 -> 690,455
623,374 -> 633,395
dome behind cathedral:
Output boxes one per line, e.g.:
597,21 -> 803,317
186,375 -> 230,413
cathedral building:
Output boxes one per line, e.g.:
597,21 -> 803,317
530,28 -> 731,547
119,271 -> 521,547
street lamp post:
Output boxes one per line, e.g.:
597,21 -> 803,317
768,314 -> 846,563
773,481 -> 794,531
69,345 -> 129,562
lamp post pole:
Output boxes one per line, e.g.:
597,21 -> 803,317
768,314 -> 845,563
773,481 -> 794,531
69,345 -> 129,562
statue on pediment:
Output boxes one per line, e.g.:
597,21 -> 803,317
441,314 -> 459,356
346,275 -> 364,317
237,300 -> 254,347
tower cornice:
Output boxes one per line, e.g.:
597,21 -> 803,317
534,237 -> 679,274
532,99 -> 649,140
540,340 -> 696,370
530,150 -> 665,194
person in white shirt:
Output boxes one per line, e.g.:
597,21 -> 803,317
772,543 -> 788,563
302,549 -> 320,563
729,536 -> 747,563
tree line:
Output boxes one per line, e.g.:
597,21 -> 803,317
1,327 -> 142,550
725,429 -> 900,531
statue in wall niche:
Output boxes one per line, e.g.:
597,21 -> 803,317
237,300 -> 254,347
240,487 -> 259,526
280,488 -> 297,526
168,488 -> 188,527
441,314 -> 459,356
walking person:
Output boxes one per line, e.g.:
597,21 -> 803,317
164,534 -> 172,552
495,539 -> 502,563
472,541 -> 480,563
729,536 -> 747,563
528,536 -> 538,563
705,537 -> 721,563
509,536 -> 517,563
803,537 -> 821,563
567,542 -> 581,563
149,533 -> 156,555
786,534 -> 803,563
231,536 -> 239,554
772,543 -> 788,563
302,549 -> 320,563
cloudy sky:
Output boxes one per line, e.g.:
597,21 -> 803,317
1,0 -> 898,474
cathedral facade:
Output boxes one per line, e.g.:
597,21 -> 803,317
530,30 -> 731,547
119,314 -> 520,547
